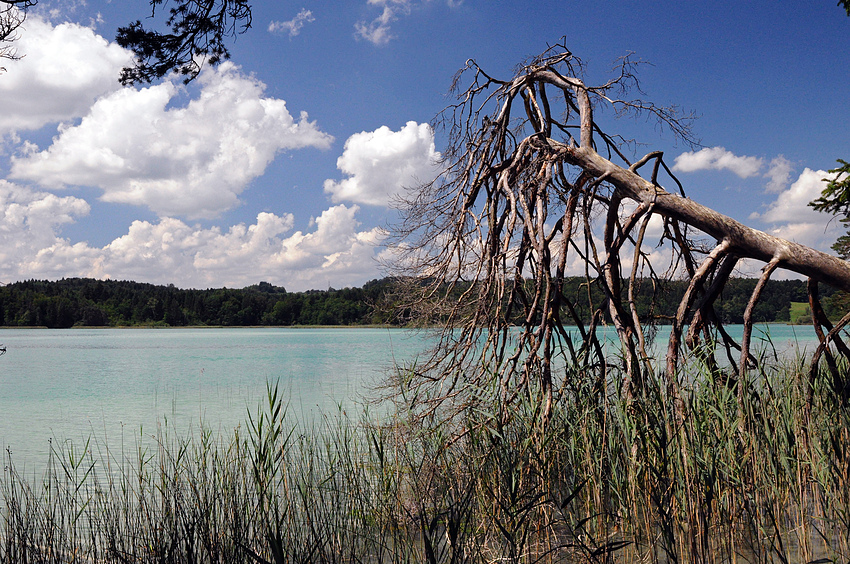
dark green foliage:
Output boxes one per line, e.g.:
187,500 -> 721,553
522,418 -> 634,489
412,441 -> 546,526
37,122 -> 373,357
714,277 -> 807,323
0,278 -> 391,328
810,160 -> 850,260
824,290 -> 850,321
115,0 -> 252,84
638,278 -> 815,324
517,276 -> 812,326
0,276 -> 822,328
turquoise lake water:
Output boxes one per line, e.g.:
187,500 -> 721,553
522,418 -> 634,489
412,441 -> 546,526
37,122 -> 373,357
0,327 -> 430,470
0,324 -> 824,470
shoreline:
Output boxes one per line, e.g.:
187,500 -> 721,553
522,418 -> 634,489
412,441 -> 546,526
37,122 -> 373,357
0,321 -> 809,330
0,324 -> 399,330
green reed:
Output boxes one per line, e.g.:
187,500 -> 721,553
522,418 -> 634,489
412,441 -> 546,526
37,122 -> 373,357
2,354 -> 850,563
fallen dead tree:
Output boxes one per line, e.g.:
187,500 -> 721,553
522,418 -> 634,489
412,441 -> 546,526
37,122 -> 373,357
389,42 -> 850,423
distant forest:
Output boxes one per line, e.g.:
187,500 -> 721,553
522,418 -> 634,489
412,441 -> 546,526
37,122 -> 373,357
0,277 -> 842,329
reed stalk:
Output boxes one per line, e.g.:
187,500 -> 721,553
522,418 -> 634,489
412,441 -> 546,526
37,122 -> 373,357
2,350 -> 849,563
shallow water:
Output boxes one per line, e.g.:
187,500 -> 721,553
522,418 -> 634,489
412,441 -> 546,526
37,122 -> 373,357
0,324 -> 821,470
0,327 -> 429,469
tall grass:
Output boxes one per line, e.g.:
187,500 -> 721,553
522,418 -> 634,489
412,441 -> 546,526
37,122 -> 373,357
3,356 -> 850,563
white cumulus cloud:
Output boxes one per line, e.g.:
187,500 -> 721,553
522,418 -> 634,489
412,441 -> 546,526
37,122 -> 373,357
754,168 -> 828,225
0,181 -> 92,281
0,182 -> 383,290
10,62 -> 334,219
324,121 -> 441,207
764,156 -> 794,193
750,168 -> 840,250
0,15 -> 132,134
672,146 -> 763,178
268,8 -> 315,37
103,205 -> 384,290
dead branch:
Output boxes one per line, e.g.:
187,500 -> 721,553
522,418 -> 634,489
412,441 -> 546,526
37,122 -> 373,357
389,41 -> 850,424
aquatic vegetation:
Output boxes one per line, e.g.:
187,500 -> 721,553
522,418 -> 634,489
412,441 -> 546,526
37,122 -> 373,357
2,352 -> 850,563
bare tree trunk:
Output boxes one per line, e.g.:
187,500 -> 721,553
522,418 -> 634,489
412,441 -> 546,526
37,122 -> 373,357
560,146 -> 850,291
390,42 -> 850,424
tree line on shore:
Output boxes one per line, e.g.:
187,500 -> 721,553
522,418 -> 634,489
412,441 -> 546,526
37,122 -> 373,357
0,278 -> 391,328
0,276 -> 841,329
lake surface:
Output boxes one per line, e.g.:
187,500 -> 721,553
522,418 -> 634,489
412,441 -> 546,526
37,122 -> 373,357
0,324 -> 823,470
0,327 -> 430,470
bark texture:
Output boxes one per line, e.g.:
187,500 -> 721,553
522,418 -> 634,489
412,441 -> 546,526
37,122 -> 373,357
390,43 -> 850,422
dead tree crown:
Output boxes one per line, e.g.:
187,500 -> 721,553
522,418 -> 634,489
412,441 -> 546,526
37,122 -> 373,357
389,42 -> 850,423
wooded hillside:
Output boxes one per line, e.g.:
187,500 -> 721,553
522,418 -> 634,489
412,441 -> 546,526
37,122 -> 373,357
0,277 -> 838,329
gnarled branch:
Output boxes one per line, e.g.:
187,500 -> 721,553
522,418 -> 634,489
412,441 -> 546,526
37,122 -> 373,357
390,42 -> 850,424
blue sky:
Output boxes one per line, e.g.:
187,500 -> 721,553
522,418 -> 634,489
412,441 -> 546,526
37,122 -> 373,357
0,0 -> 848,290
